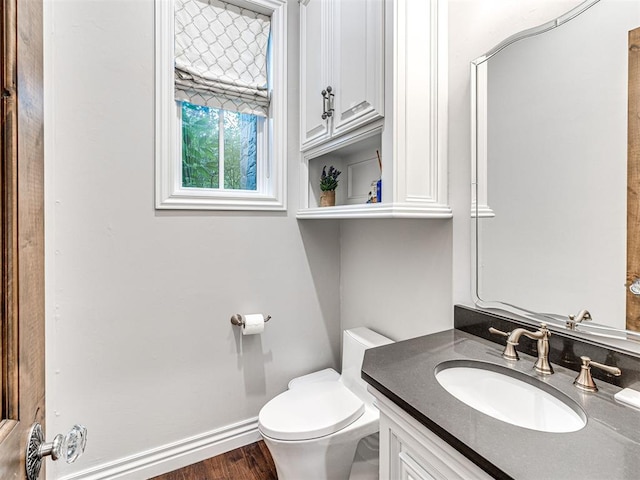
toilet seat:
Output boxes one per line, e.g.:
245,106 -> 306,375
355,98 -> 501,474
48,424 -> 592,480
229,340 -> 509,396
258,381 -> 365,441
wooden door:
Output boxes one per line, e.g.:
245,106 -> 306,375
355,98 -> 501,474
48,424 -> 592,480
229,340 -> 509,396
628,27 -> 640,331
0,0 -> 45,477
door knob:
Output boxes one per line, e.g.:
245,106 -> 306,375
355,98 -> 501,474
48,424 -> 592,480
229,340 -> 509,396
26,423 -> 87,480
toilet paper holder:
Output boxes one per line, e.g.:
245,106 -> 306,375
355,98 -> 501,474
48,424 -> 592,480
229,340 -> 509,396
230,313 -> 272,328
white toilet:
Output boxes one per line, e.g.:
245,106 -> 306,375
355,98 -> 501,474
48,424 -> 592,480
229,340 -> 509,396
258,327 -> 394,480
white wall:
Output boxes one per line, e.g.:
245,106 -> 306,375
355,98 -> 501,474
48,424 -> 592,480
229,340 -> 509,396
340,219 -> 453,340
44,0 -> 341,478
44,0 -> 597,478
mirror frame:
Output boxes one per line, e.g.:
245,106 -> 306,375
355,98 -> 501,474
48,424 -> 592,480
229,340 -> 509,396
470,0 -> 640,352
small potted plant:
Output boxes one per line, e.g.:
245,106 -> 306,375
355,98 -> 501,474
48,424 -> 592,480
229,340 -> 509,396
320,165 -> 341,207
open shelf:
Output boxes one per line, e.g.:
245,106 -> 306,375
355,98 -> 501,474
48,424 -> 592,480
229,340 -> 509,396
296,128 -> 452,219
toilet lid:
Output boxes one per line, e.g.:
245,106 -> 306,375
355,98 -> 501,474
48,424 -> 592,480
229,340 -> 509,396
258,382 -> 365,441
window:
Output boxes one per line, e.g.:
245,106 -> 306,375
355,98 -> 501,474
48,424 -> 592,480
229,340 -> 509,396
181,103 -> 259,191
155,0 -> 287,210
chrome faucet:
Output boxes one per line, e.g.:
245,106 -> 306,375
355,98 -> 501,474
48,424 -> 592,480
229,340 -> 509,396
489,323 -> 553,375
567,309 -> 592,330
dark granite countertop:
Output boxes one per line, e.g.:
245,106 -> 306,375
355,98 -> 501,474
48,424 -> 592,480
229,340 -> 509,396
362,329 -> 640,480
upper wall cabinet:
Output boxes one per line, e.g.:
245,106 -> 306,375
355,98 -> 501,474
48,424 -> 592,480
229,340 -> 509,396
297,0 -> 451,219
300,0 -> 385,151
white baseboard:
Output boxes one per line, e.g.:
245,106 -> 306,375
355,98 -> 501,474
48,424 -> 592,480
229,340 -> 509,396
58,417 -> 262,480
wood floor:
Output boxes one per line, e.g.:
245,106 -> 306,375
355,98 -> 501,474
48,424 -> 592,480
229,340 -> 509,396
150,441 -> 277,480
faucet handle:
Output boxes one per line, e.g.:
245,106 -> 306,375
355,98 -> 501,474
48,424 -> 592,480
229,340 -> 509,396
488,326 -> 519,360
488,326 -> 510,338
574,356 -> 621,392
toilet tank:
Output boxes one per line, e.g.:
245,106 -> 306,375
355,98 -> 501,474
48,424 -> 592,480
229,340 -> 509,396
340,327 -> 393,404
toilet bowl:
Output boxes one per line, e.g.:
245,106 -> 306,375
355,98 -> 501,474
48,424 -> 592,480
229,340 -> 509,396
258,327 -> 393,480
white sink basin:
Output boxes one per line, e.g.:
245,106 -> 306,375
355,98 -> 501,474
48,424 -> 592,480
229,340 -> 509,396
435,360 -> 586,433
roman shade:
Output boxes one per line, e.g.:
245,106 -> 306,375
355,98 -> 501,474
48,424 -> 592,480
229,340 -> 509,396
174,0 -> 271,117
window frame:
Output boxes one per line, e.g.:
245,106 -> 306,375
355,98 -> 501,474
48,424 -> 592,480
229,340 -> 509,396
155,0 -> 287,211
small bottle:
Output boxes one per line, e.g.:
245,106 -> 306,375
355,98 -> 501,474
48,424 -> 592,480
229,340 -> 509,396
369,181 -> 378,203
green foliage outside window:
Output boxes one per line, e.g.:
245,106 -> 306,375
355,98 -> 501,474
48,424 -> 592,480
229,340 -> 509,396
181,102 -> 258,191
182,102 -> 219,188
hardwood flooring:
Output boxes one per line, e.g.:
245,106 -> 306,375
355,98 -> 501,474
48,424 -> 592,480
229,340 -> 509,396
150,441 -> 277,480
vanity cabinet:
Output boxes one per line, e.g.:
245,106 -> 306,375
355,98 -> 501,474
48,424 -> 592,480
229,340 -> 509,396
299,0 -> 384,151
297,0 -> 451,219
372,388 -> 493,480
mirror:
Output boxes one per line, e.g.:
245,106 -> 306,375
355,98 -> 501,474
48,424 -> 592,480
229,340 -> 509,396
472,0 -> 640,344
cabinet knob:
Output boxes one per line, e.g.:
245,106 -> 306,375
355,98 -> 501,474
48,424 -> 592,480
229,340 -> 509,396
26,423 -> 87,480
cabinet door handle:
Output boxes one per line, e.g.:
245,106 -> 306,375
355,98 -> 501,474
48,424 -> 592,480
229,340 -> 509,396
321,86 -> 334,120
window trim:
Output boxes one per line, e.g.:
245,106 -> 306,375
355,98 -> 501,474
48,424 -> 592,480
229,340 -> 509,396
155,0 -> 287,211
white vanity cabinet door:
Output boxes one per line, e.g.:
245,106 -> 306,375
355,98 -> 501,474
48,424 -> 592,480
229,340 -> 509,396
330,0 -> 384,138
373,389 -> 494,480
300,0 -> 331,148
397,449 -> 439,480
299,0 -> 384,151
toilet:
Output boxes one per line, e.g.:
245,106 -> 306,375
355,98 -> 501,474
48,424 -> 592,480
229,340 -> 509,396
258,327 -> 394,480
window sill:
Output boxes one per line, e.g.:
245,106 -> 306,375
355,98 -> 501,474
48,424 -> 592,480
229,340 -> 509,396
156,190 -> 286,211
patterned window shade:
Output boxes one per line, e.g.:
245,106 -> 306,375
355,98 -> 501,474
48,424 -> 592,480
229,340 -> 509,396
175,0 -> 271,117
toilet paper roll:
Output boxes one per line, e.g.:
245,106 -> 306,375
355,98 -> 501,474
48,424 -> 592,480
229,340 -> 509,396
242,314 -> 265,335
